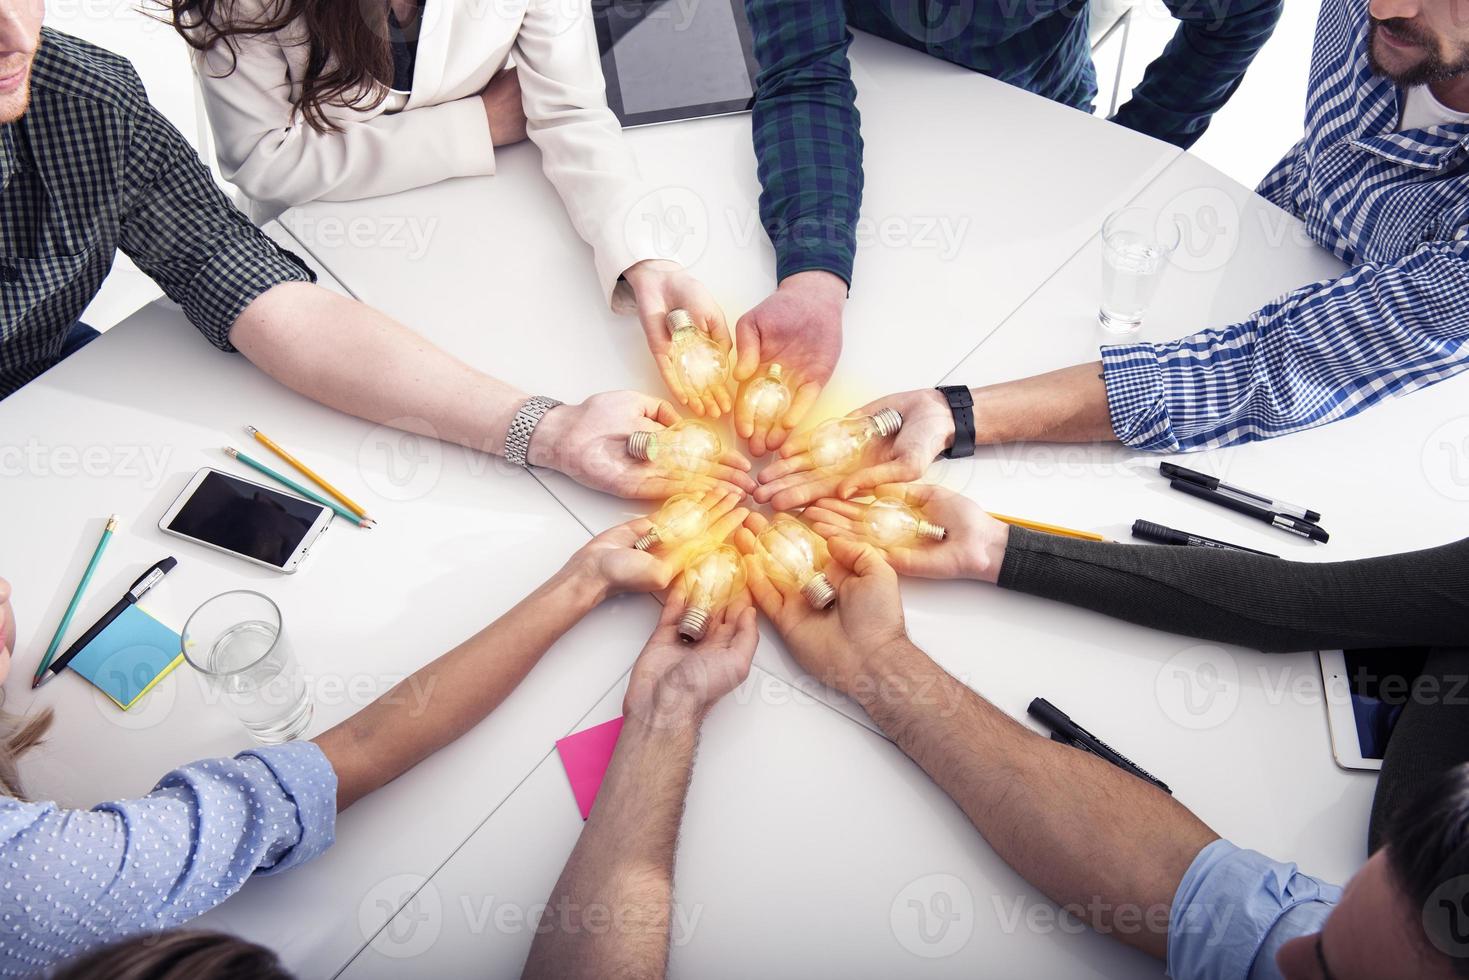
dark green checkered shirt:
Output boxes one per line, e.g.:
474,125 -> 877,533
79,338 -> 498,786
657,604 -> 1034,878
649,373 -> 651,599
0,29 -> 314,398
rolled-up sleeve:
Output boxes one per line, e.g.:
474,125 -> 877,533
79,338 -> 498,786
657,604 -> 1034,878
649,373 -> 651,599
0,742 -> 336,976
115,70 -> 314,353
1168,839 -> 1340,980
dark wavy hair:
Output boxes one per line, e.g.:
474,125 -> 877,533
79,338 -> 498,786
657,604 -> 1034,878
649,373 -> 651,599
52,930 -> 293,980
1387,762 -> 1469,976
159,0 -> 392,133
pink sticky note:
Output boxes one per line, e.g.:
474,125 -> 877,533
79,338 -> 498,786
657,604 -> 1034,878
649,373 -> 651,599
555,716 -> 625,820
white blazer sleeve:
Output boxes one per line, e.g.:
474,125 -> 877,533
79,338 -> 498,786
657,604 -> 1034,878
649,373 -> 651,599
193,29 -> 496,214
512,0 -> 665,304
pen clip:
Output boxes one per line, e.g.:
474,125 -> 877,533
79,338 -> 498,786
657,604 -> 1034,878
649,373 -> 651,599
128,556 -> 178,599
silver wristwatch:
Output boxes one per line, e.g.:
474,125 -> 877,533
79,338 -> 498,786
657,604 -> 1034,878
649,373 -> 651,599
504,395 -> 563,468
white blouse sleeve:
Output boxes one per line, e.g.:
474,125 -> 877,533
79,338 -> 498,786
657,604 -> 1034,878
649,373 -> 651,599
512,0 -> 665,304
192,27 -> 496,214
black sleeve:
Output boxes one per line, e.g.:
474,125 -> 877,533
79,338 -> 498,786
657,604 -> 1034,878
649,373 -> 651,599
997,527 -> 1469,653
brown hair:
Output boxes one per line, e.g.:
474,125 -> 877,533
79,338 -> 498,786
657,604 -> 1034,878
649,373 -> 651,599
159,0 -> 393,133
0,706 -> 52,800
51,930 -> 294,980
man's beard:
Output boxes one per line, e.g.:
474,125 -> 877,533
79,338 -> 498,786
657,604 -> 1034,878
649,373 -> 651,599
1369,18 -> 1469,87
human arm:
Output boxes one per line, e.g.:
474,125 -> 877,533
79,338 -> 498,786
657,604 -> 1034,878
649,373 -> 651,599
753,367 -> 1111,509
319,501 -> 748,809
735,0 -> 860,455
523,588 -> 758,978
805,484 -> 1469,652
736,525 -> 1216,960
1111,0 -> 1283,149
187,21 -> 497,211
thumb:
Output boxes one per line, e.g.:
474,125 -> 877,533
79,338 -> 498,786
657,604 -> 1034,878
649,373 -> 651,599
827,535 -> 890,579
734,311 -> 761,381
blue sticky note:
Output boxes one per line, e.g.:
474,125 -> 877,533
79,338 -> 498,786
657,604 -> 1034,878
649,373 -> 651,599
68,605 -> 183,709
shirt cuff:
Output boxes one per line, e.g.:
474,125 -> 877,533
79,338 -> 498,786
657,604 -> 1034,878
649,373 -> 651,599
1101,341 -> 1181,452
772,215 -> 856,286
181,230 -> 316,353
237,741 -> 337,875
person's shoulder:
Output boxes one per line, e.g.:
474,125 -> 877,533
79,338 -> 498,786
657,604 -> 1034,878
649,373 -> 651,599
28,28 -> 150,118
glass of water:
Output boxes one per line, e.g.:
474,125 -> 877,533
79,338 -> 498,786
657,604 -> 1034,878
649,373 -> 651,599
1099,206 -> 1182,335
182,591 -> 313,744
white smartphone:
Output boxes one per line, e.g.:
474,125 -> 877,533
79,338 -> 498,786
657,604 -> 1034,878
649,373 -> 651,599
159,467 -> 333,573
1318,649 -> 1420,772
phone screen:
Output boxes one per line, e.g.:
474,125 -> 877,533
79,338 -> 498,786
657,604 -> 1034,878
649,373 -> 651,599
167,470 -> 326,567
1343,648 -> 1429,760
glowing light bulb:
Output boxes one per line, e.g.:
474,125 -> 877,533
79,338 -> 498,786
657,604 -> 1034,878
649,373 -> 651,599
634,493 -> 712,551
626,419 -> 723,475
678,544 -> 747,642
863,496 -> 947,546
808,408 -> 903,472
742,363 -> 792,427
754,515 -> 836,610
666,309 -> 729,396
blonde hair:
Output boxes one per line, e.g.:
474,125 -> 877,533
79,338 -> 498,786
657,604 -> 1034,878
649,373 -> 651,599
0,707 -> 53,800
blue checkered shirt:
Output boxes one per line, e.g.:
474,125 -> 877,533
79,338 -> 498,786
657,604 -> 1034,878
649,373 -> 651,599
0,30 -> 314,399
746,0 -> 1283,284
1103,0 -> 1469,451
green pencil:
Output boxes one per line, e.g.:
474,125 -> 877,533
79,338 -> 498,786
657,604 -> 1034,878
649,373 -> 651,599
224,447 -> 372,528
34,515 -> 117,685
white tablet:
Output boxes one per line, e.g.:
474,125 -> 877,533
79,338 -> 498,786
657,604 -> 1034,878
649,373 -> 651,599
594,0 -> 758,127
1318,649 -> 1424,772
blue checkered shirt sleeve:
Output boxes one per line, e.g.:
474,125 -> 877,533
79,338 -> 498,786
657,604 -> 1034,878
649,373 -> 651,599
746,0 -> 862,286
1102,238 -> 1469,451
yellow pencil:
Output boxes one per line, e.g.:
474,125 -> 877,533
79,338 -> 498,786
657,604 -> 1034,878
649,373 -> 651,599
988,513 -> 1106,543
246,425 -> 375,525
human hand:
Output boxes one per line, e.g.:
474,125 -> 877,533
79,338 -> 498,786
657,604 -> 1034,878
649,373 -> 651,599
804,484 -> 1010,583
623,260 -> 733,418
528,391 -> 755,500
734,512 -> 906,696
0,577 -> 13,683
733,271 -> 845,457
572,492 -> 749,598
623,583 -> 758,729
481,67 -> 527,146
753,387 -> 955,511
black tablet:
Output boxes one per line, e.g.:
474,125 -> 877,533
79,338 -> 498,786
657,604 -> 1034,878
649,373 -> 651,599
594,0 -> 759,127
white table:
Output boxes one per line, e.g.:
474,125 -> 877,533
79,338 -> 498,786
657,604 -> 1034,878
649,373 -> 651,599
3,28 -> 1444,979
326,117 -> 1461,978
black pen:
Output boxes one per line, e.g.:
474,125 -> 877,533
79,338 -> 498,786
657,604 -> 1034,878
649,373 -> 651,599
1169,479 -> 1329,543
34,557 -> 178,689
1028,697 -> 1171,794
1132,519 -> 1279,557
1160,462 -> 1321,523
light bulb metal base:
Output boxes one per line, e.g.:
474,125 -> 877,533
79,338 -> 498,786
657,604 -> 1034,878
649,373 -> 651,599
633,530 -> 660,552
916,520 -> 947,542
678,606 -> 712,642
801,573 -> 837,610
870,407 -> 903,438
626,430 -> 655,461
665,309 -> 697,336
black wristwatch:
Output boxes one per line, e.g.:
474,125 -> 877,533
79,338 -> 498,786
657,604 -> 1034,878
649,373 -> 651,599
936,386 -> 975,459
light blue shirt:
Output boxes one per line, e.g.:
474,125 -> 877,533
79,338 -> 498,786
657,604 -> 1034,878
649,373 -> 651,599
1169,839 -> 1343,980
0,741 -> 336,976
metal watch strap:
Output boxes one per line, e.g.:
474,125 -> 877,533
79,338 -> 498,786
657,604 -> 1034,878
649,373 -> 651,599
936,386 -> 976,459
504,395 -> 563,468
